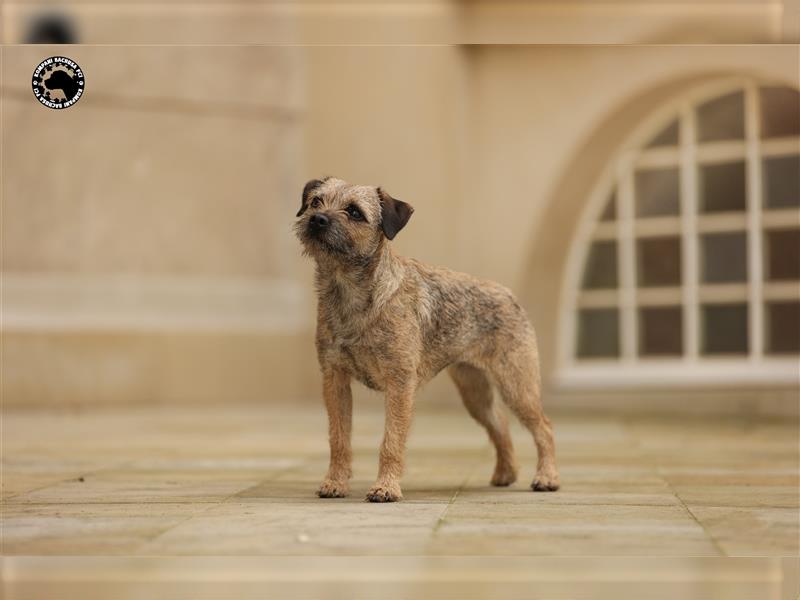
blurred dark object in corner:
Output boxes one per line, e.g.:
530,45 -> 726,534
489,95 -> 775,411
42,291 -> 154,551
25,12 -> 78,44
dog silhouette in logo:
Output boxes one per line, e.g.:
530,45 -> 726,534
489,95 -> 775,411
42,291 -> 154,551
44,69 -> 79,100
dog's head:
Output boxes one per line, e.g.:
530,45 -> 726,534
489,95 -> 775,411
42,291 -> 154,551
294,177 -> 414,264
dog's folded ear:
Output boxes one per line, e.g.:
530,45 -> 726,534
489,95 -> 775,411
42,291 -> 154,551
297,179 -> 324,217
378,188 -> 414,240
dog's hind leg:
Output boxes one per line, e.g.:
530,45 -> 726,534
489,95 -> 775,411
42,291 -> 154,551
449,362 -> 518,486
489,344 -> 560,492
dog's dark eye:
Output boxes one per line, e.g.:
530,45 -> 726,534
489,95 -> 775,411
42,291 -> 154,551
310,197 -> 322,209
347,205 -> 364,221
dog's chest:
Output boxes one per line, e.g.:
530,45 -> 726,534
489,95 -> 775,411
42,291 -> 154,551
318,282 -> 401,392
329,335 -> 386,391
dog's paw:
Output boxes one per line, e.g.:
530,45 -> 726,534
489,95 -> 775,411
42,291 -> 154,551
490,465 -> 518,487
531,470 -> 560,492
365,483 -> 402,503
317,479 -> 349,498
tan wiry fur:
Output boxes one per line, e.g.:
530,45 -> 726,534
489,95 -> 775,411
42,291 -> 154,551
295,177 -> 559,502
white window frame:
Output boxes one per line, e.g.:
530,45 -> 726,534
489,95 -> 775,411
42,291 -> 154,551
557,77 -> 800,390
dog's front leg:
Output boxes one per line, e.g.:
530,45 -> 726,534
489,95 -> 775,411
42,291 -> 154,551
317,367 -> 353,498
366,382 -> 415,503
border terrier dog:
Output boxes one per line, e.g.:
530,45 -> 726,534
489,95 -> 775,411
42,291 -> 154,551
295,177 -> 559,502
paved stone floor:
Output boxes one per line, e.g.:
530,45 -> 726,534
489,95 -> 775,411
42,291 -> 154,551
1,402 -> 798,598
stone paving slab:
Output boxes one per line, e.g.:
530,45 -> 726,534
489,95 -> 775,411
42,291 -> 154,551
688,506 -> 800,556
139,501 -> 447,556
431,502 -> 721,556
7,471 -> 265,505
2,503 -> 204,555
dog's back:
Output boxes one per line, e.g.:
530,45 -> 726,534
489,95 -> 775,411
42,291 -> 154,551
399,257 -> 535,381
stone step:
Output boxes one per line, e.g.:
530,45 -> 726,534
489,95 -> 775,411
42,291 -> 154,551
2,274 -> 317,407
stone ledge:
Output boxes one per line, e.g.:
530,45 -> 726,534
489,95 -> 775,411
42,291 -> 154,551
2,273 -> 310,333
1,274 -> 317,407
2,328 -> 318,407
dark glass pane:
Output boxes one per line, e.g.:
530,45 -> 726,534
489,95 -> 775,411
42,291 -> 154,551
637,237 -> 681,287
702,303 -> 749,355
763,155 -> 800,209
582,241 -> 618,289
701,232 -> 747,283
765,229 -> 800,281
647,119 -> 679,148
577,308 -> 620,358
635,168 -> 680,217
697,91 -> 745,142
760,86 -> 800,139
600,191 -> 617,222
699,161 -> 746,213
639,306 -> 683,356
766,301 -> 800,354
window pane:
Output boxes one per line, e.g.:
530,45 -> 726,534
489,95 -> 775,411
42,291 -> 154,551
582,240 -> 618,289
635,168 -> 680,217
699,161 -> 746,213
701,232 -> 747,283
760,86 -> 800,139
765,229 -> 800,281
647,119 -> 679,148
600,191 -> 616,222
577,309 -> 620,358
766,301 -> 800,354
637,236 -> 681,287
763,155 -> 800,209
702,303 -> 748,355
639,306 -> 683,356
697,91 -> 745,142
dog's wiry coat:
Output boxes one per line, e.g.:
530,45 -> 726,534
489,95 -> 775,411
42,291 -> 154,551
295,177 -> 559,502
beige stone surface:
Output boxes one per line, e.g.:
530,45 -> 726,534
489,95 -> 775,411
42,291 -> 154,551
1,13 -> 799,599
2,402 -> 797,562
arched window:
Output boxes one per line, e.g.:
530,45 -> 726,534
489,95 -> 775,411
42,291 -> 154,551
560,79 -> 800,387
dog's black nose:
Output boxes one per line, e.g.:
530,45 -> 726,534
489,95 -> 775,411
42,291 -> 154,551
309,213 -> 330,230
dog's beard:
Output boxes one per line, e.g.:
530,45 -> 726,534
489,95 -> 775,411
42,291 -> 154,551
294,220 -> 353,259
294,219 -> 376,270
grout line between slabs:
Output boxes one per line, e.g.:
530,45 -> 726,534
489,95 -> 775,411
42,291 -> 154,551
431,459 -> 481,536
622,416 -> 728,557
134,459 -> 322,551
659,469 -> 729,557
